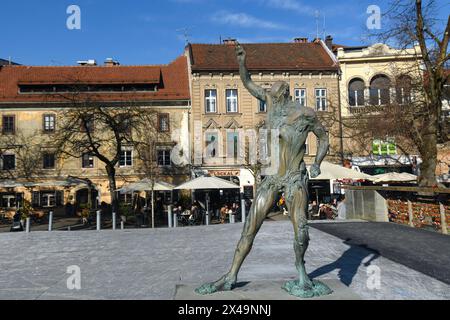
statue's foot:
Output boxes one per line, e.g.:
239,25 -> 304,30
195,275 -> 236,295
282,279 -> 333,298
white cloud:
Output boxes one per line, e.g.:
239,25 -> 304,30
261,0 -> 317,16
211,11 -> 288,30
256,0 -> 355,18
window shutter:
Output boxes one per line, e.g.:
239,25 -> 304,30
32,191 -> 40,207
56,191 -> 63,206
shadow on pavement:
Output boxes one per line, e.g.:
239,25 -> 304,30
309,238 -> 380,286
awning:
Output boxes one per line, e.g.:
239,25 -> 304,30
0,177 -> 90,189
174,176 -> 239,190
369,172 -> 417,183
117,179 -> 175,193
0,181 -> 25,188
308,161 -> 373,180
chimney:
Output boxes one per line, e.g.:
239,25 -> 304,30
325,35 -> 333,50
294,37 -> 308,43
77,59 -> 97,66
223,38 -> 237,45
104,58 -> 120,67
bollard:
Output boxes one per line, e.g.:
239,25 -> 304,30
407,200 -> 414,227
205,213 -> 210,226
439,202 -> 448,235
68,226 -> 71,231
173,213 -> 178,228
112,212 -> 116,231
241,199 -> 246,223
48,211 -> 53,231
230,214 -> 235,224
168,205 -> 173,228
120,221 -> 124,230
26,217 -> 31,233
96,210 -> 101,231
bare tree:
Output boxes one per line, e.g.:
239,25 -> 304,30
52,88 -> 159,214
367,0 -> 449,186
0,131 -> 47,181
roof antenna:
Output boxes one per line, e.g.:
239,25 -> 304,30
176,27 -> 192,46
315,10 -> 320,40
323,14 -> 326,40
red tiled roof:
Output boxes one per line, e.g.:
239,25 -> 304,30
0,56 -> 190,103
16,66 -> 162,84
189,42 -> 338,72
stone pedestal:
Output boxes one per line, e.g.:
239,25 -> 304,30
174,279 -> 360,300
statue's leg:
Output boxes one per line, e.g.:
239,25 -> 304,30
195,180 -> 278,295
283,183 -> 333,298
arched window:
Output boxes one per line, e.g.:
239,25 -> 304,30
348,78 -> 365,106
370,75 -> 391,105
396,75 -> 412,105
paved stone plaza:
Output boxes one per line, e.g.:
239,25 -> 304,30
0,220 -> 449,300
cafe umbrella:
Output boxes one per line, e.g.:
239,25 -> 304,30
117,179 -> 175,228
174,176 -> 240,224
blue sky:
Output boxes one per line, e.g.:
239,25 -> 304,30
0,0 -> 448,66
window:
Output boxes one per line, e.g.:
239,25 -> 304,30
19,84 -> 158,93
316,131 -> 330,155
1,154 -> 15,170
205,89 -> 217,113
348,78 -> 365,107
82,153 -> 94,168
370,75 -> 391,105
396,76 -> 412,105
119,148 -> 133,167
2,115 -> 15,134
42,193 -> 55,207
43,153 -> 55,169
315,89 -> 327,111
157,149 -> 171,166
117,116 -> 132,135
0,193 -> 17,209
43,114 -> 56,133
227,132 -> 239,160
81,116 -> 94,133
259,100 -> 267,112
294,88 -> 307,106
118,192 -> 133,204
373,139 -> 397,155
205,132 -> 218,158
226,89 -> 238,113
158,113 -> 170,132
32,191 -> 63,208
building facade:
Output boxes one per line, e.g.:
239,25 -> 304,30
336,43 -> 424,175
185,39 -> 340,196
0,57 -> 190,213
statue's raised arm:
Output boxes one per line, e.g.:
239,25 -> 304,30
236,43 -> 266,102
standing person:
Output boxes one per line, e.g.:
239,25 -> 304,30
277,193 -> 288,216
196,42 -> 331,298
220,204 -> 228,224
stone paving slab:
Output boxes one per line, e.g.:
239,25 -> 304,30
311,222 -> 450,284
174,279 -> 360,300
0,221 -> 449,300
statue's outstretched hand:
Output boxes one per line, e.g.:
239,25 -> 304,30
235,42 -> 246,64
310,163 -> 321,178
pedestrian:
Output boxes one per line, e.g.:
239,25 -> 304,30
220,204 -> 228,224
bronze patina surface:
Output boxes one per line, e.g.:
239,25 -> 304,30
195,43 -> 331,298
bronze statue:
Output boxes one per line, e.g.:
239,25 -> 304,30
195,43 -> 332,298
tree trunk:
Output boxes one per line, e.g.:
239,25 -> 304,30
105,164 -> 118,214
418,132 -> 439,187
